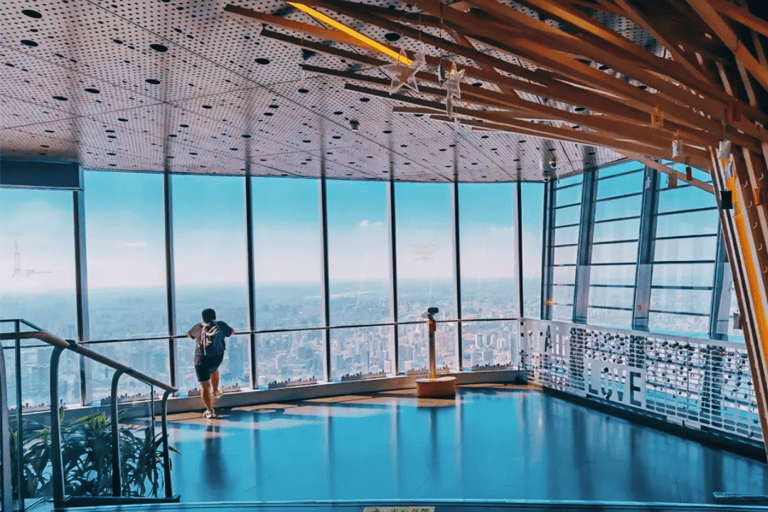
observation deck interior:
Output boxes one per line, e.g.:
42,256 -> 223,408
4,0 -> 768,509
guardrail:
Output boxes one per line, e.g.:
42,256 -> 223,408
521,319 -> 761,444
0,320 -> 178,510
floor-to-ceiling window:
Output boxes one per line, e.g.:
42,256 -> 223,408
84,170 -> 168,400
326,180 -> 392,379
550,175 -> 583,321
521,182 -> 544,319
587,162 -> 644,328
395,182 -> 457,372
649,166 -> 718,335
459,183 -> 517,368
172,174 -> 249,393
252,177 -> 324,386
0,187 -> 80,406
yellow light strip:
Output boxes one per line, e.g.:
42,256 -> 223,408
288,2 -> 412,65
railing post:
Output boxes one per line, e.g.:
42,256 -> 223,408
14,320 -> 24,512
49,346 -> 67,508
110,370 -> 124,497
0,331 -> 13,512
161,389 -> 173,499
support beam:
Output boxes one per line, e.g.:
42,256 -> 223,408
73,179 -> 90,405
163,172 -> 178,389
686,0 -> 768,93
572,158 -> 597,324
541,180 -> 556,320
632,165 -> 659,331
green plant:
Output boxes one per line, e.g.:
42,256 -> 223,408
10,409 -> 177,500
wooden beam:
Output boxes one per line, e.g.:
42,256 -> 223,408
686,0 -> 768,93
620,151 -> 714,193
707,0 -> 768,41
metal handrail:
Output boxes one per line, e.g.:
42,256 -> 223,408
1,316 -> 520,348
0,327 -> 177,509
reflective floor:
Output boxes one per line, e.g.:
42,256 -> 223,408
164,385 -> 768,504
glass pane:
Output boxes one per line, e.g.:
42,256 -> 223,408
656,209 -> 719,238
596,171 -> 643,200
554,204 -> 580,227
83,171 -> 169,399
551,305 -> 572,321
595,194 -> 642,221
397,322 -> 458,373
462,320 -> 518,369
521,183 -> 544,318
552,265 -> 576,285
649,312 -> 709,335
556,184 -> 582,207
557,174 -> 583,187
599,161 -> 644,178
589,286 -> 634,309
587,307 -> 632,329
593,218 -> 640,243
256,329 -> 324,387
652,263 -> 715,287
327,180 -> 389,326
331,326 -> 394,379
172,175 -> 250,394
554,225 -> 579,246
396,183 -> 456,322
252,178 -> 322,330
552,285 -> 573,304
651,288 -> 712,315
327,180 -> 390,379
459,183 -> 517,319
657,184 -> 716,213
654,237 -> 717,262
0,188 -> 77,333
591,241 -> 638,264
554,245 -> 577,264
590,264 -> 636,286
0,188 -> 77,408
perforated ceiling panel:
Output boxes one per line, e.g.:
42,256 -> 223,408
0,0 -> 625,182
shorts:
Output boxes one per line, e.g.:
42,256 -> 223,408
195,354 -> 224,382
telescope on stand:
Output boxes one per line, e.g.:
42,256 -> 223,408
415,307 -> 457,398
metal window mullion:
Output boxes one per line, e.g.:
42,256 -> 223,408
163,171 -> 178,389
573,165 -> 597,324
452,180 -> 463,370
319,176 -> 331,382
541,180 -> 556,320
73,176 -> 91,406
245,175 -> 258,389
387,179 -> 399,375
632,166 -> 659,330
516,182 -> 524,319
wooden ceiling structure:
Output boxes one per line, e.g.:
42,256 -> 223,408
228,0 -> 768,457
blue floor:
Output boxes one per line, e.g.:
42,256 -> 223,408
165,385 -> 768,504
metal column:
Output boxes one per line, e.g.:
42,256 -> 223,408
709,227 -> 732,340
516,182 -> 525,319
572,166 -> 597,324
73,177 -> 90,405
319,176 -> 331,382
386,179 -> 400,375
451,180 -> 463,370
632,166 -> 659,331
245,175 -> 258,389
540,180 -> 556,320
163,172 -> 178,389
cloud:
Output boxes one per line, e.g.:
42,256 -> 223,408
120,241 -> 149,248
359,219 -> 383,227
490,226 -> 515,232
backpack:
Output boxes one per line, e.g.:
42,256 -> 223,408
201,321 -> 226,357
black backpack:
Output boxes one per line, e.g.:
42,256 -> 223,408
201,321 -> 226,357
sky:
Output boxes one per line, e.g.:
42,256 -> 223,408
0,171 -> 545,293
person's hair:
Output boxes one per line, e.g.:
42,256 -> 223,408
202,308 -> 216,324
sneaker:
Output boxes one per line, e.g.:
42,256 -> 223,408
203,410 -> 216,419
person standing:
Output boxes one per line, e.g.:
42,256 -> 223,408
186,308 -> 234,418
